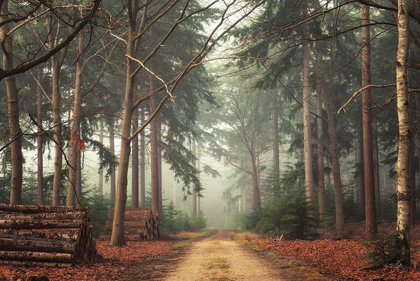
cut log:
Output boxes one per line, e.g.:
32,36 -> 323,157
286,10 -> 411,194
0,219 -> 84,229
0,204 -> 89,213
103,208 -> 159,241
0,229 -> 81,241
0,204 -> 99,266
3,211 -> 88,220
0,260 -> 71,267
0,251 -> 72,262
0,237 -> 76,253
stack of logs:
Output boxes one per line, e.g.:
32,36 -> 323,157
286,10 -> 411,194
104,208 -> 159,241
0,204 -> 99,267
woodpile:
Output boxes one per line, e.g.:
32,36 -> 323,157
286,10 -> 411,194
0,204 -> 99,267
104,208 -> 160,241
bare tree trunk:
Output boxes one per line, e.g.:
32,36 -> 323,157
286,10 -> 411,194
395,0 -> 411,265
110,8 -> 137,244
302,2 -> 315,201
157,117 -> 163,217
361,4 -> 377,236
47,13 -> 68,207
315,48 -> 326,219
150,79 -> 159,214
325,40 -> 344,233
356,124 -> 365,209
67,30 -> 84,207
197,141 -> 201,213
251,154 -> 261,211
192,139 -> 197,217
373,118 -> 381,214
273,96 -> 280,178
132,107 -> 139,209
1,1 -> 22,205
99,120 -> 104,197
36,66 -> 44,206
140,107 -> 146,207
110,120 -> 116,207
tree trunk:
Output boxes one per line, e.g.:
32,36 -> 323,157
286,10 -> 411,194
1,1 -> 23,205
302,2 -> 315,201
110,6 -> 137,244
47,12 -> 67,207
150,83 -> 159,214
192,139 -> 197,217
132,107 -> 139,209
361,4 -> 377,236
110,119 -> 116,207
315,48 -> 326,219
325,39 -> 344,233
99,120 -> 104,196
36,66 -> 44,206
373,118 -> 381,214
67,30 -> 84,207
197,140 -> 201,213
140,107 -> 146,207
157,116 -> 163,217
356,123 -> 365,209
395,0 -> 411,266
251,153 -> 261,211
273,95 -> 280,179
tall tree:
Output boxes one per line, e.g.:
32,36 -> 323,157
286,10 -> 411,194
361,3 -> 377,236
315,49 -> 326,219
36,66 -> 44,205
395,0 -> 411,266
192,138 -> 197,217
132,107 -> 139,209
302,1 -> 314,201
1,0 -> 22,205
0,0 -> 101,205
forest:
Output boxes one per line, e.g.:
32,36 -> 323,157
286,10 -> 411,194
0,0 -> 420,280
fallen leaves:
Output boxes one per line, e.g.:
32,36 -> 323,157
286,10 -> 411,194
0,239 -> 175,280
251,223 -> 420,280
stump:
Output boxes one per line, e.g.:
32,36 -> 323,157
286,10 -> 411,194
103,208 -> 159,241
0,204 -> 99,267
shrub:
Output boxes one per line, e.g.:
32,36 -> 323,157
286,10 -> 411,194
362,232 -> 402,268
160,202 -> 208,235
254,184 -> 318,239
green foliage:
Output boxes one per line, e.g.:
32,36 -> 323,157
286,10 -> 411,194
253,184 -> 319,239
380,194 -> 397,221
160,201 -> 207,235
362,232 -> 402,268
81,187 -> 110,238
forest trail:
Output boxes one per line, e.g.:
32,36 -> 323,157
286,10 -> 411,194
165,230 -> 282,281
164,230 -> 327,281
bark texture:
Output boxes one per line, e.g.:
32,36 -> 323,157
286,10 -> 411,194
395,0 -> 411,265
302,2 -> 315,201
1,0 -> 23,205
361,4 -> 377,236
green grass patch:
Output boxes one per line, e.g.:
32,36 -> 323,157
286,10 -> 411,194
171,227 -> 217,248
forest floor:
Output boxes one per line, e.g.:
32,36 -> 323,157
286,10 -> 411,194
3,222 -> 420,280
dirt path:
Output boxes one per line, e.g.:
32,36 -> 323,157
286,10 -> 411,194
164,230 -> 284,281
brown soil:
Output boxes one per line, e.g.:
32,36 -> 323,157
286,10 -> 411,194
162,230 -> 327,281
